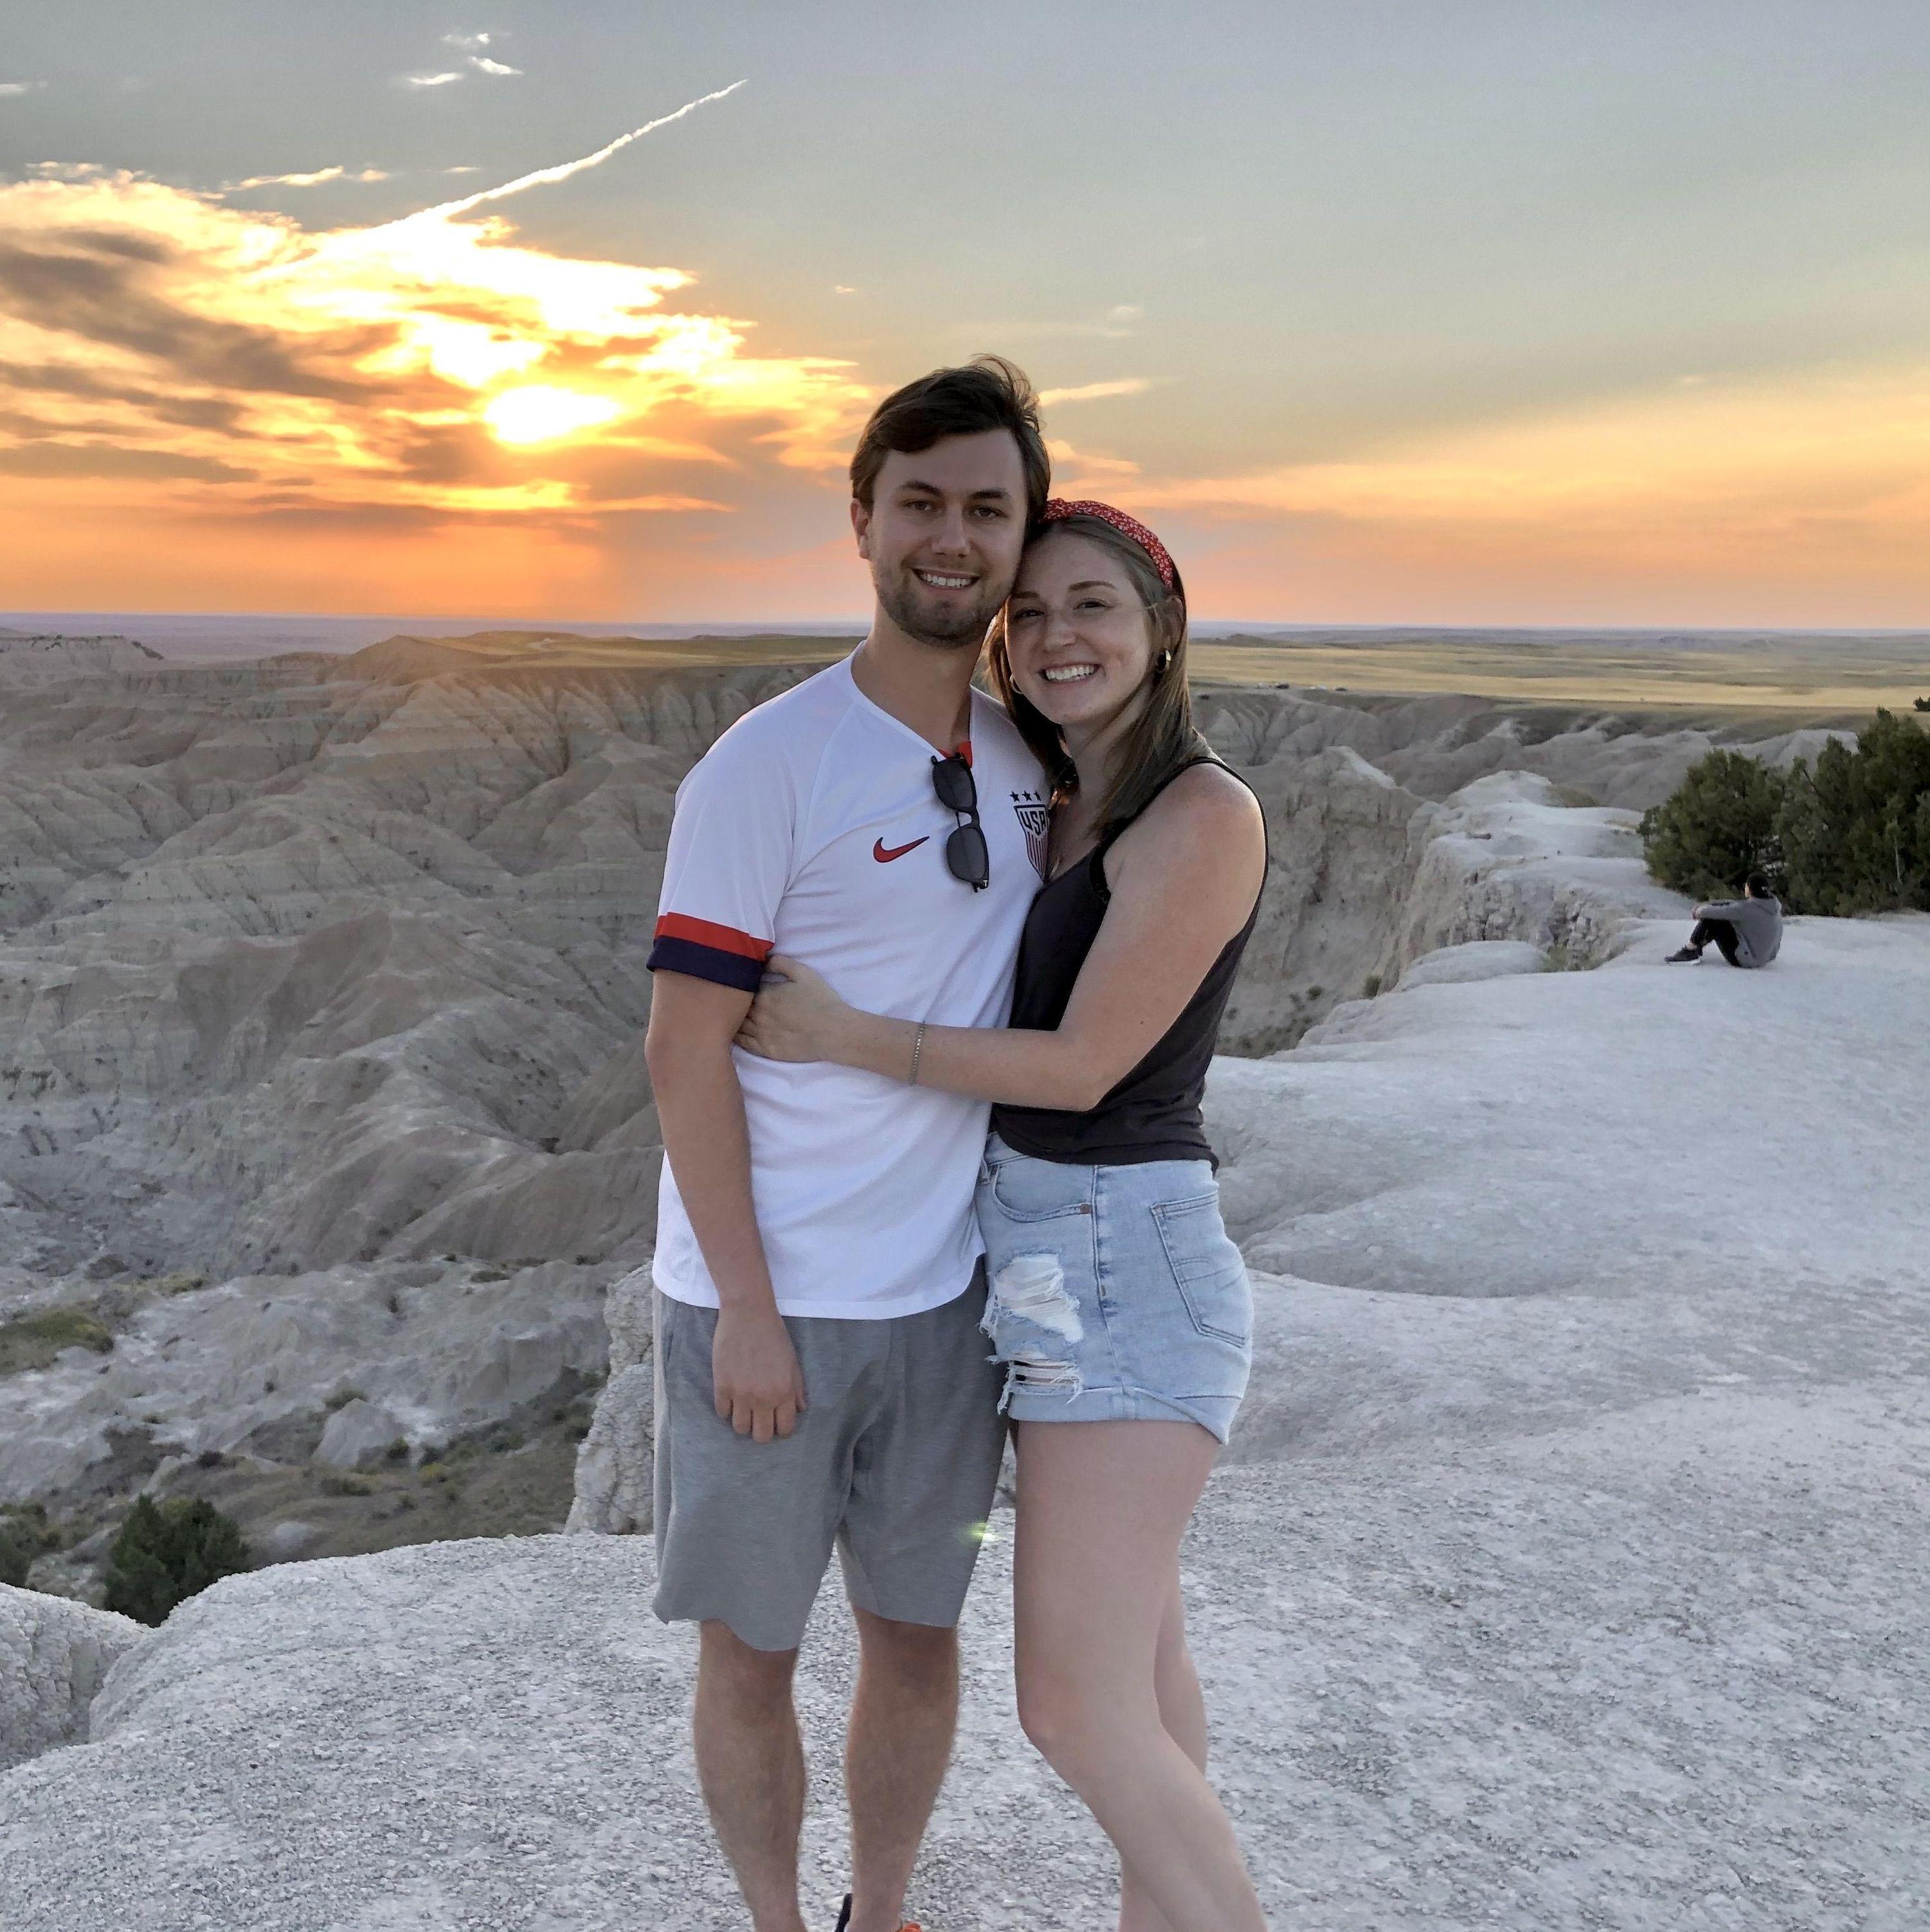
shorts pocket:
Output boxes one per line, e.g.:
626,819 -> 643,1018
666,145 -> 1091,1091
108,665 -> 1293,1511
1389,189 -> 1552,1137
989,1152 -> 1097,1223
1150,1193 -> 1251,1346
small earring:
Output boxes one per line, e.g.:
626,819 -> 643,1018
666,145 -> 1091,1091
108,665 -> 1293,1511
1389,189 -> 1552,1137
1155,649 -> 1173,674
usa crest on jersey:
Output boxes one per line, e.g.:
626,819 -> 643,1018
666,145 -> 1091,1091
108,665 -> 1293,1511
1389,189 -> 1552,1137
1011,791 -> 1051,880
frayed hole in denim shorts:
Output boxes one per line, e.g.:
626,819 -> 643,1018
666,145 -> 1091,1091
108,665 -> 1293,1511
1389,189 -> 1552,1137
982,1252 -> 1085,1411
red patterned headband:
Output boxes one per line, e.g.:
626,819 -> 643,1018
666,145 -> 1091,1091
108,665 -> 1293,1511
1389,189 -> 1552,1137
1039,498 -> 1178,594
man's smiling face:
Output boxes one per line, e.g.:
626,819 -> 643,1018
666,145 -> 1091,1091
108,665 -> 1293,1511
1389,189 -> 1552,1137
852,429 -> 1030,650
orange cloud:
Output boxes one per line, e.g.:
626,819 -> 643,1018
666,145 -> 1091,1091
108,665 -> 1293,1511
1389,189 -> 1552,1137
12,131 -> 1929,626
1036,379 -> 1150,407
1139,368 -> 1930,534
1087,364 -> 1930,622
0,152 -> 872,568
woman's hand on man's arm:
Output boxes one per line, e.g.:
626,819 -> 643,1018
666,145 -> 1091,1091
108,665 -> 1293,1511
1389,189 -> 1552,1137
734,956 -> 888,1069
750,764 -> 1264,1113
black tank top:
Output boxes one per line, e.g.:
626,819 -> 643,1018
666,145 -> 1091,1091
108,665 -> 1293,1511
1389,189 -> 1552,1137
991,758 -> 1263,1168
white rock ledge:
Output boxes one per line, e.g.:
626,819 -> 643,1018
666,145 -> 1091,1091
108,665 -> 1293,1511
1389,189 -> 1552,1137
0,1584 -> 147,1771
3,916 -> 1925,1931
3,1440 -> 1926,1932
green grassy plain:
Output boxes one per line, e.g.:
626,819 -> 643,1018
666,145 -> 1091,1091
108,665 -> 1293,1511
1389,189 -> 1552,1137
1187,630 -> 1930,712
391,626 -> 1930,714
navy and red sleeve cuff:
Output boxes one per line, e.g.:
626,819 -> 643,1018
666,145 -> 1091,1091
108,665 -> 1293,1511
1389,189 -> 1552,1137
646,914 -> 773,993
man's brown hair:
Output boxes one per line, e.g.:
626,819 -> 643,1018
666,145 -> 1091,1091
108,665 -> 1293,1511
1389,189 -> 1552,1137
849,356 -> 1050,523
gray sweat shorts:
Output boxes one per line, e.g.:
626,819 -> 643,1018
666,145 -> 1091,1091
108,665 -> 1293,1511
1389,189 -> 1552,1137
651,1268 -> 1007,1654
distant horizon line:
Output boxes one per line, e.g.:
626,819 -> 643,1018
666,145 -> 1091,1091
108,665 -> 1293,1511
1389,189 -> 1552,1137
8,609 -> 1930,641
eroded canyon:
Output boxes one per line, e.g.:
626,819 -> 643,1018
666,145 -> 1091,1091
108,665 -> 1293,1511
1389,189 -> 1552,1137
0,628 -> 1847,1587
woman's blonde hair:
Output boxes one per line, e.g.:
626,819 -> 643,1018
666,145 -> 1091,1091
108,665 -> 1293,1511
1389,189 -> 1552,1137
986,514 -> 1212,833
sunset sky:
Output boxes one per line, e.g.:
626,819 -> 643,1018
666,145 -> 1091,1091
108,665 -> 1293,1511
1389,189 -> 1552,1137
5,2 -> 1930,624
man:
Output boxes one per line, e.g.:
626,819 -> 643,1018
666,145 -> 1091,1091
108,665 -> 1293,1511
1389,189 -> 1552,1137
1666,874 -> 1784,967
642,357 -> 1051,1932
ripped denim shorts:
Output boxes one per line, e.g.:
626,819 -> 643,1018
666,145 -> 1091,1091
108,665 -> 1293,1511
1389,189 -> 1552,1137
974,1132 -> 1252,1444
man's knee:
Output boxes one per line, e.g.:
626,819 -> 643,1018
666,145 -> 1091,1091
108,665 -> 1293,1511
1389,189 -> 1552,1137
852,1608 -> 959,1689
699,1619 -> 801,1710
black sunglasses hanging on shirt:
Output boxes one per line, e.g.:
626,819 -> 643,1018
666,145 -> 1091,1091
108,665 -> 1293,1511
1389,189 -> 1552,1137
930,752 -> 989,891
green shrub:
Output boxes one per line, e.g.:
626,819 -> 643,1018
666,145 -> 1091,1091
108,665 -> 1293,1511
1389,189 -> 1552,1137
0,1504 -> 59,1588
1776,710 -> 1930,915
102,1494 -> 251,1626
1642,713 -> 1930,915
1639,750 -> 1786,900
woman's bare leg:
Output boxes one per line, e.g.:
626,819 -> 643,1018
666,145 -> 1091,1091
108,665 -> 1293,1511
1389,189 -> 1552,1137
1152,1566 -> 1210,1765
1013,1420 -> 1267,1932
1119,1573 -> 1211,1932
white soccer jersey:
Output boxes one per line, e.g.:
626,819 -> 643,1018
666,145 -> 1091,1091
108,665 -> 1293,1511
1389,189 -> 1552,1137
647,655 -> 1049,1319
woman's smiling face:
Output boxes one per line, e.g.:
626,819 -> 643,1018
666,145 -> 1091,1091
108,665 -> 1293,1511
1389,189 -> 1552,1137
1002,529 -> 1157,735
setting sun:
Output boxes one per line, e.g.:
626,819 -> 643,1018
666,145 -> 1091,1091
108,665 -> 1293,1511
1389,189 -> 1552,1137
0,144 -> 873,609
482,385 -> 626,445
5,23 -> 1930,624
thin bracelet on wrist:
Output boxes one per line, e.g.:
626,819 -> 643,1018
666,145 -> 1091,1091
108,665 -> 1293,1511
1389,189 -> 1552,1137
908,1020 -> 926,1086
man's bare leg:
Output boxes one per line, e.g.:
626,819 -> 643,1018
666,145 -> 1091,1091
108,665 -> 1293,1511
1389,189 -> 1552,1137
844,1608 -> 961,1932
694,1620 -> 809,1932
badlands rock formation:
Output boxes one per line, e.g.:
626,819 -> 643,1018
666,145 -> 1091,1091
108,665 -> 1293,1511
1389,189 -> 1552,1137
0,638 -> 800,1582
0,629 -> 165,687
0,627 -> 1858,1588
5,912 -> 1924,1931
0,1584 -> 143,1771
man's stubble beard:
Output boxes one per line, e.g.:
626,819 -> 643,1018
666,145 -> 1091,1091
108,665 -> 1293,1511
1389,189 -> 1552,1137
875,563 -> 1010,651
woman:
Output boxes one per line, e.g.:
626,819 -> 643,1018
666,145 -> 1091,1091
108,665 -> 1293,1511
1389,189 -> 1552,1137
738,500 -> 1268,1932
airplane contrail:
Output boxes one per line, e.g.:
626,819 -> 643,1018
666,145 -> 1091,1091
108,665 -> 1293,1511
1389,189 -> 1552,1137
405,80 -> 749,224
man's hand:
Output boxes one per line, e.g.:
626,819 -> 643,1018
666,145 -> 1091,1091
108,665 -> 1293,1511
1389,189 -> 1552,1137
648,972 -> 801,1443
712,1304 -> 807,1443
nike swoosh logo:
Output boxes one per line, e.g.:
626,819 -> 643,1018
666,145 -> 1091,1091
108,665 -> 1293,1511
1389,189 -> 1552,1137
873,835 -> 930,863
